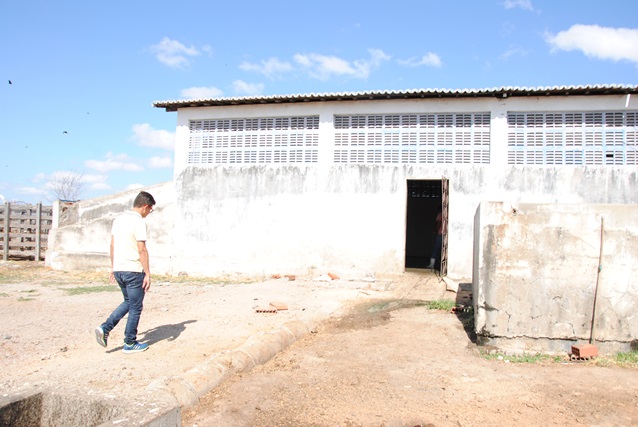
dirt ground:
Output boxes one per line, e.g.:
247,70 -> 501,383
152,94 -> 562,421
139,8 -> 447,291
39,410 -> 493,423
182,306 -> 638,427
1,261 -> 638,427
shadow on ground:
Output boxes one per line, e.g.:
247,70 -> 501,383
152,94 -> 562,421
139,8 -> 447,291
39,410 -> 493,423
143,319 -> 198,344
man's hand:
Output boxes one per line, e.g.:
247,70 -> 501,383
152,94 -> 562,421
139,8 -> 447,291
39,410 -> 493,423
109,272 -> 115,284
143,274 -> 151,292
138,241 -> 151,292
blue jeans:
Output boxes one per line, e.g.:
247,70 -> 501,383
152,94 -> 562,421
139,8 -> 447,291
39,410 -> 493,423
102,272 -> 145,345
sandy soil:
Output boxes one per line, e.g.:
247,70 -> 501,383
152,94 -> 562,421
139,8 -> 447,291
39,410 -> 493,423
1,261 -> 637,427
183,302 -> 638,427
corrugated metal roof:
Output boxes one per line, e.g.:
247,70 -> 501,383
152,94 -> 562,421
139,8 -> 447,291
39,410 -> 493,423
153,84 -> 638,112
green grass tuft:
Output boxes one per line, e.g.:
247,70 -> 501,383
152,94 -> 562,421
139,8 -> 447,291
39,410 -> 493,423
425,299 -> 456,311
480,351 -> 557,364
62,285 -> 119,296
481,349 -> 638,368
610,351 -> 638,367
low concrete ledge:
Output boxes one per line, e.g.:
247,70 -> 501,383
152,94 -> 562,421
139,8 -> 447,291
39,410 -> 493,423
0,389 -> 180,427
146,319 -> 317,408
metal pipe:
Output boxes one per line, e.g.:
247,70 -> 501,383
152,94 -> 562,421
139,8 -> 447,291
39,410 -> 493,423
589,217 -> 604,345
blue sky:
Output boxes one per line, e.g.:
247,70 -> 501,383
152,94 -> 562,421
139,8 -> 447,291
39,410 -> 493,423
1,0 -> 637,204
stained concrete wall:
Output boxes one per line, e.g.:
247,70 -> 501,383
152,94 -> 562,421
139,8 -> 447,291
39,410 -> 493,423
473,201 -> 638,354
46,182 -> 175,274
166,164 -> 638,280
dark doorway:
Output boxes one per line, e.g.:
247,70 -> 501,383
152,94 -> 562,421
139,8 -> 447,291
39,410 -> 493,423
405,179 -> 443,270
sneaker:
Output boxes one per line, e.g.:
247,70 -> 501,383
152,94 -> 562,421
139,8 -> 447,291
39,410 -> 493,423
122,342 -> 149,354
95,326 -> 108,348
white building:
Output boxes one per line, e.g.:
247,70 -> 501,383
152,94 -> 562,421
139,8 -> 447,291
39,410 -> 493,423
149,84 -> 638,280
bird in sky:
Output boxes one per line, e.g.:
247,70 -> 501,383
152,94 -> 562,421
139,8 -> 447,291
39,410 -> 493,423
8,80 -> 12,84
63,131 -> 68,134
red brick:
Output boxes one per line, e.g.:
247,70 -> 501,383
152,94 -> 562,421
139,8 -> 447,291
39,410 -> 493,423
270,301 -> 288,310
571,344 -> 598,358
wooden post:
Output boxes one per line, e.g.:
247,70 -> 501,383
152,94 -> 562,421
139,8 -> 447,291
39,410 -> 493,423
36,203 -> 42,261
2,202 -> 9,261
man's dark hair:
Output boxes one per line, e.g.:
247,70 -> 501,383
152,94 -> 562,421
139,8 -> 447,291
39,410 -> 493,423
133,191 -> 156,208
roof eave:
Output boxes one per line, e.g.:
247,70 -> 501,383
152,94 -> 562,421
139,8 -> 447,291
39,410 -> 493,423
153,84 -> 638,112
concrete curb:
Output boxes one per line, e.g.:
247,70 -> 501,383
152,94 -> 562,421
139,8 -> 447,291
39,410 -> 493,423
146,319 -> 317,408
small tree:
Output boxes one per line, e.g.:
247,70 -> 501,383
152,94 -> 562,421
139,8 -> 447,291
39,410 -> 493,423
46,171 -> 86,201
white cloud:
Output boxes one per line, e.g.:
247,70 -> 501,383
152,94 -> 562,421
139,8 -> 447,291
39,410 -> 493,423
82,173 -> 107,184
239,57 -> 293,78
31,171 -> 106,189
293,53 -> 353,80
150,37 -> 201,69
500,45 -> 528,60
294,49 -> 391,80
46,170 -> 82,183
360,48 -> 392,70
545,25 -> 638,65
503,0 -> 533,10
33,171 -> 100,186
131,124 -> 175,150
88,182 -> 110,191
240,50 -> 390,81
398,52 -> 443,68
16,186 -> 48,197
32,172 -> 47,183
82,173 -> 109,190
201,45 -> 213,55
148,156 -> 173,169
180,86 -> 224,99
0,194 -> 4,203
85,153 -> 144,173
232,80 -> 264,96
16,171 -> 108,201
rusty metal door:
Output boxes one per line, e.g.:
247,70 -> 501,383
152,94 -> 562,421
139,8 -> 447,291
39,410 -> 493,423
440,177 -> 449,276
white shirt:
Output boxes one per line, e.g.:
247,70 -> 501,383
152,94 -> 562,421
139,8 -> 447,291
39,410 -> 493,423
111,210 -> 147,272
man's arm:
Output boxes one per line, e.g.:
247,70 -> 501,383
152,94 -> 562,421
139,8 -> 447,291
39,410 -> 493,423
138,241 -> 151,291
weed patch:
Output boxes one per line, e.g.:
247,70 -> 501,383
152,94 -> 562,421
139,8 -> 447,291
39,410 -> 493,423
425,299 -> 456,311
593,351 -> 638,368
481,351 -> 562,364
482,349 -> 638,368
62,285 -> 119,296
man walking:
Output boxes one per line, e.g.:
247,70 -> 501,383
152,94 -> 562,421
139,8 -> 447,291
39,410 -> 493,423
95,191 -> 156,354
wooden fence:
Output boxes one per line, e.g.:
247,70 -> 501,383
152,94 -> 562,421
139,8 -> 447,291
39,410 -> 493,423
0,203 -> 53,261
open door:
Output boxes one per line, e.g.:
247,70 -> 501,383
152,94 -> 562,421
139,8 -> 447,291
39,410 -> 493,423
405,179 -> 448,272
440,177 -> 449,277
